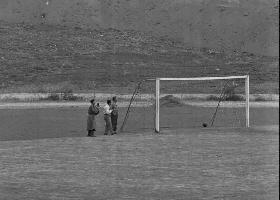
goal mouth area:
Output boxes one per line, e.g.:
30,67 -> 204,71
120,75 -> 250,133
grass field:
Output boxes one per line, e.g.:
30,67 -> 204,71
0,125 -> 278,199
0,104 -> 278,199
0,104 -> 278,141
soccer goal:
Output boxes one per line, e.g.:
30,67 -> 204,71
120,75 -> 249,133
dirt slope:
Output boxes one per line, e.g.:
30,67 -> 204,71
0,0 -> 278,56
0,21 -> 278,93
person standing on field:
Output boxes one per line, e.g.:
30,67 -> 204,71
103,99 -> 113,135
87,99 -> 100,137
111,96 -> 118,134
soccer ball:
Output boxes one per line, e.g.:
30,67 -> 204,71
202,123 -> 208,127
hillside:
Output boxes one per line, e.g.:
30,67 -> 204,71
0,22 -> 278,94
0,0 -> 278,56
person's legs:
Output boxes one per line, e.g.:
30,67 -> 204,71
104,115 -> 112,135
107,115 -> 113,135
88,130 -> 96,137
91,129 -> 96,137
104,115 -> 108,135
87,115 -> 96,137
108,116 -> 113,135
87,115 -> 92,136
111,115 -> 118,134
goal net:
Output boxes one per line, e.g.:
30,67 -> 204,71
120,75 -> 249,133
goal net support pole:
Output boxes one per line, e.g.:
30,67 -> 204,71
154,75 -> 250,133
245,75 -> 250,128
155,78 -> 160,133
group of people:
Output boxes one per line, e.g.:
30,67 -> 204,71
86,96 -> 118,137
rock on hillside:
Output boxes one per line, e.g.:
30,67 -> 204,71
0,0 -> 278,56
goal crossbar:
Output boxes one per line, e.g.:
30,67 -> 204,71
152,75 -> 250,133
146,75 -> 248,81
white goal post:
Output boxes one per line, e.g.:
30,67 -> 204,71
150,75 -> 250,133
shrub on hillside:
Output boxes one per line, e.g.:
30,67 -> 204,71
254,96 -> 266,102
41,93 -> 60,101
62,93 -> 83,101
223,84 -> 245,101
206,83 -> 245,101
160,95 -> 185,107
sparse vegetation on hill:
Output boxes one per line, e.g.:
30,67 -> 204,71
0,21 -> 278,94
0,0 -> 278,56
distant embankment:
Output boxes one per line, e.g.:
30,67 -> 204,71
0,93 -> 278,102
0,93 -> 278,110
0,0 -> 278,56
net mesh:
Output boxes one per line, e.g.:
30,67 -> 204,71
120,80 -> 155,132
120,78 -> 246,132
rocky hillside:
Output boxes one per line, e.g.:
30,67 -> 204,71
0,0 -> 278,56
